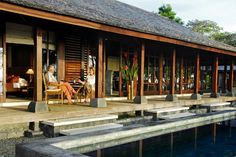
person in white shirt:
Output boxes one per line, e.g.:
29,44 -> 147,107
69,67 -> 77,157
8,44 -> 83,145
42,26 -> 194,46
79,67 -> 95,102
45,65 -> 76,104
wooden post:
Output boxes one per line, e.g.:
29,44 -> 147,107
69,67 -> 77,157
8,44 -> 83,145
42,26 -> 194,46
134,42 -> 147,104
170,48 -> 176,95
95,37 -> 104,98
166,48 -> 177,101
119,44 -> 123,97
159,52 -> 163,95
211,55 -> 219,98
34,28 -> 43,101
138,42 -> 145,96
230,59 -> 234,93
194,52 -> 200,94
90,36 -> 107,107
223,64 -> 227,93
194,127 -> 198,151
1,21 -> 6,102
179,56 -> 184,94
139,140 -> 143,157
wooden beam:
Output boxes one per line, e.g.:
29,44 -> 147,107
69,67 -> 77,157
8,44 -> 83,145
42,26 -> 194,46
34,28 -> 43,101
138,42 -> 145,96
158,52 -> 163,95
194,52 -> 200,94
170,48 -> 176,94
230,59 -> 234,92
180,56 -> 184,94
1,2 -> 236,56
95,37 -> 104,98
212,55 -> 219,94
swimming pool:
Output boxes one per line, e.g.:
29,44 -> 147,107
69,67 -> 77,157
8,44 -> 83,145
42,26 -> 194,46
83,124 -> 236,157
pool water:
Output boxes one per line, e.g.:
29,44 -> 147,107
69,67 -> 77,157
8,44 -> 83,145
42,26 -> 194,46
84,124 -> 236,157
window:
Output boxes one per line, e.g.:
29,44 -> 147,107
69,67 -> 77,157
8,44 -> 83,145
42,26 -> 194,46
42,31 -> 57,73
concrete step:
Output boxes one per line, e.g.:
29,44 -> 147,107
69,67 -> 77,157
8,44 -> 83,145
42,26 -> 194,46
145,106 -> 189,120
40,114 -> 118,137
201,102 -> 231,112
201,102 -> 231,107
158,112 -> 196,120
212,107 -> 236,112
60,123 -> 123,136
41,114 -> 118,127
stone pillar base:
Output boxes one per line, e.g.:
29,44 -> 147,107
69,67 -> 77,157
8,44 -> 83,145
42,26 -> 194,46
133,96 -> 147,104
191,93 -> 202,100
165,94 -> 178,101
27,101 -> 49,113
210,93 -> 220,98
90,98 -> 107,108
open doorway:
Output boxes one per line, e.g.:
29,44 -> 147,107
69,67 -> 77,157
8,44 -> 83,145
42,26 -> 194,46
6,43 -> 34,102
105,40 -> 120,97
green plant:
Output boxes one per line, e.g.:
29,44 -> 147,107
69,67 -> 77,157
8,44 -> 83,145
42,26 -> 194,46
122,53 -> 138,83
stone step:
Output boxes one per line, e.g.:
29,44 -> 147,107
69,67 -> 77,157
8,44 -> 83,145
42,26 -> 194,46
158,112 -> 196,120
144,106 -> 189,120
201,102 -> 231,107
60,123 -> 123,136
212,107 -> 236,112
41,114 -> 118,127
40,114 -> 118,137
201,102 -> 231,112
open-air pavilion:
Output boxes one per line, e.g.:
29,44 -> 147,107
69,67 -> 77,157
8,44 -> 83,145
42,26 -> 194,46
0,0 -> 236,106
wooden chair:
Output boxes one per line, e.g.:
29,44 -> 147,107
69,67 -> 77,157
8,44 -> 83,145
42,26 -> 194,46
43,73 -> 64,104
75,86 -> 85,103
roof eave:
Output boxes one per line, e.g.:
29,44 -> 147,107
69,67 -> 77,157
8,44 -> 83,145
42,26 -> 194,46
0,1 -> 236,56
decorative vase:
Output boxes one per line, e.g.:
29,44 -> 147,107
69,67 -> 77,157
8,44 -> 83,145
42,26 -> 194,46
127,80 -> 134,100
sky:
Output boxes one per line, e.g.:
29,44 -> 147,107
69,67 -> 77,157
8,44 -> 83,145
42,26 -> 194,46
118,0 -> 236,33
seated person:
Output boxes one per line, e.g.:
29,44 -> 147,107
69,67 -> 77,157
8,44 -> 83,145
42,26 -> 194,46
45,65 -> 76,104
78,67 -> 95,102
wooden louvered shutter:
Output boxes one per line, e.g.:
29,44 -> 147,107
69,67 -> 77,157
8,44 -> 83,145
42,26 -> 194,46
64,34 -> 82,82
64,32 -> 93,81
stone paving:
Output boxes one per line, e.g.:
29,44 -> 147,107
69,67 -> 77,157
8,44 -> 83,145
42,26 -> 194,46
0,136 -> 46,157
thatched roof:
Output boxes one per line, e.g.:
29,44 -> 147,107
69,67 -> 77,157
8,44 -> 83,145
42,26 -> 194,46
3,0 -> 236,52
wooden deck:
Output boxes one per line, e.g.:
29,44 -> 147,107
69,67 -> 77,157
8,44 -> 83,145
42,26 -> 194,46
0,96 -> 235,126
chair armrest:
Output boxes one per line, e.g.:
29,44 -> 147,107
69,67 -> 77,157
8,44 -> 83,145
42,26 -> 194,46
48,82 -> 64,87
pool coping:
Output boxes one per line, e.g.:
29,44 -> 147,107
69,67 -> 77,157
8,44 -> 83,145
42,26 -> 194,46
16,110 -> 236,157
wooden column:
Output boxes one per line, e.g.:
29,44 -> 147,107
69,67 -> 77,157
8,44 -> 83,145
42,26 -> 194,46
1,21 -> 6,102
170,48 -> 176,95
119,44 -> 123,97
223,64 -> 227,93
138,42 -> 145,96
34,28 -> 43,101
95,37 -> 104,98
158,52 -> 163,95
179,56 -> 184,94
194,52 -> 200,94
230,59 -> 234,93
211,55 -> 219,97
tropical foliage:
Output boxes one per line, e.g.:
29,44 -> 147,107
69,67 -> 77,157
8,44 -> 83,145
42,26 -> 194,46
158,4 -> 184,25
122,52 -> 138,83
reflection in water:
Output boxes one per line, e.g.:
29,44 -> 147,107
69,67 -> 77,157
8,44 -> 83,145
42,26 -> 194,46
83,122 -> 236,157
